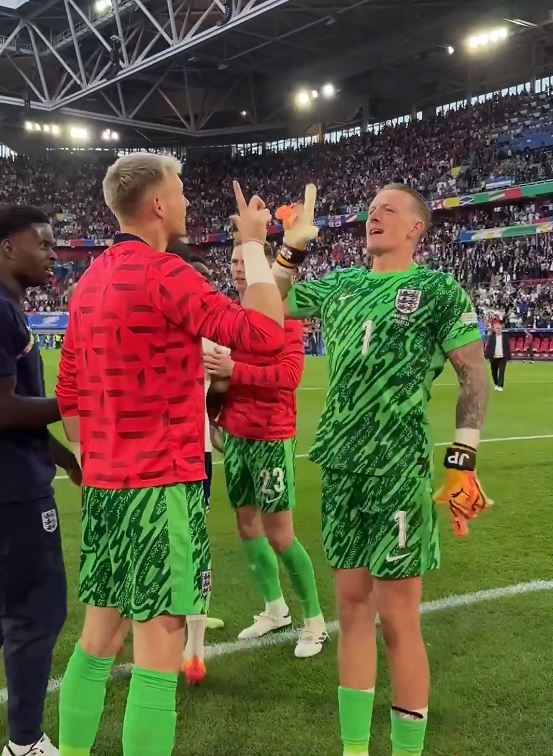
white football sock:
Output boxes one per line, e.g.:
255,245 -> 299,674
184,615 -> 207,661
265,597 -> 289,617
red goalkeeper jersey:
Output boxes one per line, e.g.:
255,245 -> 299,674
56,236 -> 284,489
219,319 -> 304,441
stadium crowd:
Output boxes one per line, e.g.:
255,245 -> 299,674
2,87 -> 552,329
2,90 -> 553,241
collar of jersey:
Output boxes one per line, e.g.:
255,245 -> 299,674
112,232 -> 148,245
367,262 -> 419,279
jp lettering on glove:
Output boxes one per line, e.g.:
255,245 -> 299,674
433,442 -> 492,537
274,183 -> 319,271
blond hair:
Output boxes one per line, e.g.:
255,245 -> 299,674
382,183 -> 432,231
102,152 -> 182,218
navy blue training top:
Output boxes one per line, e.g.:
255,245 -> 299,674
0,282 -> 55,504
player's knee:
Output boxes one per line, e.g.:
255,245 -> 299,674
80,619 -> 129,658
236,507 -> 263,541
263,512 -> 295,552
336,582 -> 375,629
378,606 -> 421,648
265,524 -> 294,552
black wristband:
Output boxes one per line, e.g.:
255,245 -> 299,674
443,443 -> 476,471
276,244 -> 307,269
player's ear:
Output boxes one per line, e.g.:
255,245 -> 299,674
0,238 -> 16,260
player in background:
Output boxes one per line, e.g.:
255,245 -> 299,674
55,154 -> 285,756
165,241 -> 225,685
0,206 -> 81,756
272,184 -> 491,755
204,242 -> 328,658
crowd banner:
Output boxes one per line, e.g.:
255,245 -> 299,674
457,216 -> 553,243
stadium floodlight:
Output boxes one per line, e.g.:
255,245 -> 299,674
467,26 -> 509,50
33,123 -> 41,132
240,110 -> 248,117
101,128 -> 119,141
311,89 -> 319,99
295,89 -> 311,109
447,45 -> 455,55
51,124 -> 61,136
95,0 -> 112,13
70,126 -> 89,141
322,83 -> 335,98
24,121 -> 33,131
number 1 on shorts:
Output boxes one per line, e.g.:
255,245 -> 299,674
393,510 -> 407,549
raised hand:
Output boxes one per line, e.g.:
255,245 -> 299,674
230,180 -> 271,245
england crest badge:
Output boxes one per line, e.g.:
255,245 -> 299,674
395,289 -> 422,315
42,508 -> 58,533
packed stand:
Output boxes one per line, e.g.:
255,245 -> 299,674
3,91 -> 553,241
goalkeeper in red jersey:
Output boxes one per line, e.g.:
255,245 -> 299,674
55,155 -> 285,756
204,242 -> 328,658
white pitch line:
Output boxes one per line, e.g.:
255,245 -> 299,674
1,579 -> 551,706
54,432 -> 553,479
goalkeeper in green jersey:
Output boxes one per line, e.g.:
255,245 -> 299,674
272,183 -> 492,756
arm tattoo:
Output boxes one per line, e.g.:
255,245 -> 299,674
448,340 -> 489,429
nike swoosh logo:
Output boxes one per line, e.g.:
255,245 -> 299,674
339,293 -> 356,301
385,552 -> 411,563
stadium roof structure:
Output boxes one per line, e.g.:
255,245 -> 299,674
0,0 -> 553,148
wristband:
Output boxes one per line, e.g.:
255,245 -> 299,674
276,244 -> 308,269
455,428 -> 480,449
443,443 -> 476,471
243,241 -> 277,286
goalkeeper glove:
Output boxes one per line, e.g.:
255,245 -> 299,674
433,443 -> 492,537
275,183 -> 319,270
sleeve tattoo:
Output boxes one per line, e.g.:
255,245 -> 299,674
448,340 -> 489,429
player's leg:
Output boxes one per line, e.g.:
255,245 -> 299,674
59,487 -> 125,756
225,435 -> 287,638
1,497 -> 66,756
498,358 -> 506,390
121,483 -> 210,756
369,476 -> 439,756
60,606 -> 129,756
257,439 -> 327,657
490,358 -> 499,388
182,451 -> 214,686
322,470 -> 376,756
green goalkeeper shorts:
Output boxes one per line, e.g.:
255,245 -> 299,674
223,433 -> 296,513
79,483 -> 211,621
321,469 -> 440,579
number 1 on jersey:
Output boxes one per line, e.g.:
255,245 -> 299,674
362,320 -> 373,356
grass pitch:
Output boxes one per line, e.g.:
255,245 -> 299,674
1,354 -> 553,755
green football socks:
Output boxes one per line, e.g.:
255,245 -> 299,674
391,708 -> 428,755
242,536 -> 283,603
122,667 -> 178,756
339,686 -> 375,756
59,644 -> 115,756
279,538 -> 321,619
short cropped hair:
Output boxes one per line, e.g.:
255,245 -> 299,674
0,205 -> 50,241
103,152 -> 182,217
382,183 -> 432,230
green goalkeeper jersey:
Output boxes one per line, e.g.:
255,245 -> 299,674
287,263 -> 481,478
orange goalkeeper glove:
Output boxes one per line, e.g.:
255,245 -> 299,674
275,183 -> 319,270
433,443 -> 493,537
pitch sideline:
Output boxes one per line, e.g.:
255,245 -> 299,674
54,433 -> 553,479
1,578 -> 552,706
